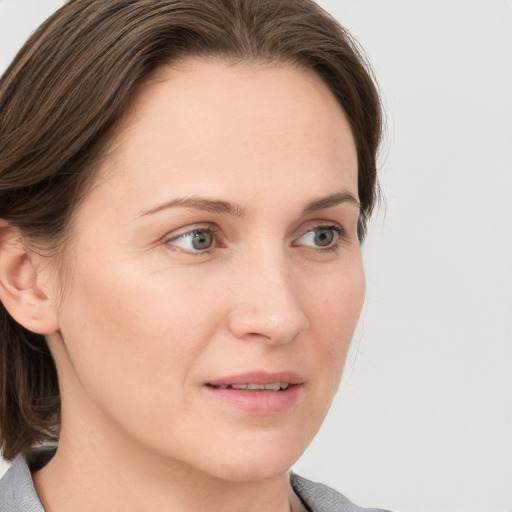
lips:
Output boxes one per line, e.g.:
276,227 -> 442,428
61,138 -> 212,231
206,371 -> 304,388
204,371 -> 304,415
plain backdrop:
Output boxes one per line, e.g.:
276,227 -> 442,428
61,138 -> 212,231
1,1 -> 511,512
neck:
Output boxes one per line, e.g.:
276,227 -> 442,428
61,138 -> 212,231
33,406 -> 292,512
34,437 -> 292,512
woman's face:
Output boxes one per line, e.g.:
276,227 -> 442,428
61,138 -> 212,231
47,59 -> 364,481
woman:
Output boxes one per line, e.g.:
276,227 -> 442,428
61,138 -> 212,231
0,0 -> 386,510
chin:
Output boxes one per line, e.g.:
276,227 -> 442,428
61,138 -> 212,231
187,429 -> 312,483
208,453 -> 297,483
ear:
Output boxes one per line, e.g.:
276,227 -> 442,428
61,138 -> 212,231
0,221 -> 59,335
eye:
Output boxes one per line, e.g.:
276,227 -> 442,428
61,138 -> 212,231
295,225 -> 342,249
166,228 -> 215,252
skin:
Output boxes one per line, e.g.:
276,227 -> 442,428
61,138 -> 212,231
24,59 -> 364,511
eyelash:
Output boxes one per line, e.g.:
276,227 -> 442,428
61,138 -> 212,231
163,223 -> 345,255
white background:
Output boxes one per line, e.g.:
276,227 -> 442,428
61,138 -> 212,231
1,1 -> 511,511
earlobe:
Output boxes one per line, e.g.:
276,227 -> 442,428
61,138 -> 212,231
0,222 -> 59,335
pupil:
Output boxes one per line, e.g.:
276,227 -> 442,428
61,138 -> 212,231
314,228 -> 334,247
192,230 -> 213,250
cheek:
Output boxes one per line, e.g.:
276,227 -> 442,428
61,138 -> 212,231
55,258 -> 223,415
305,262 -> 365,378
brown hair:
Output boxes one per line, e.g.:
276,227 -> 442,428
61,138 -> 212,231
0,0 -> 382,460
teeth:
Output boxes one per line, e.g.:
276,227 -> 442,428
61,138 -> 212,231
231,384 -> 253,390
217,382 -> 289,390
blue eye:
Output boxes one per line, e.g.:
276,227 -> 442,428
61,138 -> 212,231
167,228 -> 214,251
296,225 -> 342,248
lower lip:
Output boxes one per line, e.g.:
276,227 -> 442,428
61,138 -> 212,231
204,384 -> 302,415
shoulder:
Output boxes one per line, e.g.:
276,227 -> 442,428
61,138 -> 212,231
0,454 -> 45,512
290,473 -> 392,512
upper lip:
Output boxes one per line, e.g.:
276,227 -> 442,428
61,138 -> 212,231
206,371 -> 304,387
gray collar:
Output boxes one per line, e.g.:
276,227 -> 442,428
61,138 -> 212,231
0,454 -> 45,512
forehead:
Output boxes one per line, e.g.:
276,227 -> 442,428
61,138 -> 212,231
91,59 -> 358,213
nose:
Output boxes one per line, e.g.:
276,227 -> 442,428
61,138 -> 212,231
226,250 -> 309,346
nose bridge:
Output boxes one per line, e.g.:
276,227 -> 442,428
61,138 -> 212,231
227,244 -> 308,344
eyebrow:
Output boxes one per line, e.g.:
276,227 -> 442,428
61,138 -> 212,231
140,196 -> 246,218
302,191 -> 360,214
139,190 -> 359,218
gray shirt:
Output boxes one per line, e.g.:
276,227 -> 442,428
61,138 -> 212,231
0,453 -> 391,512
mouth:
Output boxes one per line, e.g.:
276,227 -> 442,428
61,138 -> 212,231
207,382 -> 291,391
204,372 -> 304,415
